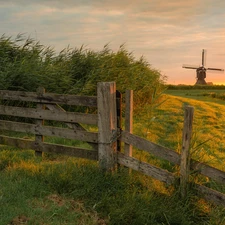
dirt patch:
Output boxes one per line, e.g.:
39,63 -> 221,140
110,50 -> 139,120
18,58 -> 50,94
46,194 -> 108,224
28,194 -> 108,225
8,215 -> 29,225
47,194 -> 65,206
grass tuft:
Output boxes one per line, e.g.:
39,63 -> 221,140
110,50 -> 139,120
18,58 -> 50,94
1,148 -> 225,224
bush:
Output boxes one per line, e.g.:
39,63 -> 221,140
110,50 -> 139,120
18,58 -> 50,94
0,34 -> 166,108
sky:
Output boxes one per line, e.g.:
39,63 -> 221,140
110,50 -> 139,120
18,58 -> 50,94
1,0 -> 225,85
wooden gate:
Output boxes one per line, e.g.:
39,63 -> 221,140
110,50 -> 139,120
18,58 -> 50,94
0,83 -> 118,163
0,82 -> 225,206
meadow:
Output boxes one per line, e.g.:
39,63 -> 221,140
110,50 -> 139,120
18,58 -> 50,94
166,88 -> 225,105
0,35 -> 225,224
1,88 -> 225,225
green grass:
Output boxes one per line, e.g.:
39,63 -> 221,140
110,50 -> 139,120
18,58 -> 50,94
1,89 -> 225,224
135,91 -> 225,171
0,149 -> 225,225
165,89 -> 225,105
1,34 -> 225,224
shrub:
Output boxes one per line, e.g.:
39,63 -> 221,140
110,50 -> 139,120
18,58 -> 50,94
0,34 -> 166,108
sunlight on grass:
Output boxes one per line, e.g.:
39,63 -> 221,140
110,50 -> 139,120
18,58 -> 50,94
7,160 -> 41,175
0,147 -> 225,224
1,90 -> 225,224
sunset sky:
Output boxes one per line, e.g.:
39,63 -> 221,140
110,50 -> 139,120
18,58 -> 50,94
1,0 -> 225,85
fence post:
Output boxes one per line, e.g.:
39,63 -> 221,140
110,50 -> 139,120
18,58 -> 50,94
125,90 -> 133,157
180,105 -> 194,198
116,90 -> 122,153
35,87 -> 45,157
98,82 -> 117,171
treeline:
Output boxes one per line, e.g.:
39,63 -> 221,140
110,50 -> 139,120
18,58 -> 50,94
167,84 -> 225,90
0,34 -> 166,108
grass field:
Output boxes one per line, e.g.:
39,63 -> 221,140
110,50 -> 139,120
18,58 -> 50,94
165,89 -> 225,105
1,89 -> 225,225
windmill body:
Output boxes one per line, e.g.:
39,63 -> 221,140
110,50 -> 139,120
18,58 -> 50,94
182,49 -> 224,85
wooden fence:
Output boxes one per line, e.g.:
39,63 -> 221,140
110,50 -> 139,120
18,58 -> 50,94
0,86 -> 99,160
119,90 -> 225,207
0,82 -> 225,207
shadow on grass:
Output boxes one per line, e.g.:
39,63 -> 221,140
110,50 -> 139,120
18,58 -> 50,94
0,149 -> 224,225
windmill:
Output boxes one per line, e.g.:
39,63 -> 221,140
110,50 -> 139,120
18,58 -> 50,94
182,49 -> 224,85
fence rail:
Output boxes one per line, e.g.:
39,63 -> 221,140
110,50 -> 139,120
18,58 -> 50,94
0,90 -> 97,107
0,135 -> 98,160
0,105 -> 98,125
120,130 -> 180,165
0,120 -> 98,143
120,130 -> 225,185
117,152 -> 175,184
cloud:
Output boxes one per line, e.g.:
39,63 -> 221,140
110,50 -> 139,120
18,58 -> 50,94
0,0 -> 225,84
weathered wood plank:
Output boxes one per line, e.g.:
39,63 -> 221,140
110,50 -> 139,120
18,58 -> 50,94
117,152 -> 175,185
180,106 -> 194,197
0,135 -> 35,149
190,160 -> 225,184
125,90 -> 133,157
46,104 -> 86,131
0,105 -> 97,125
120,131 -> 180,165
38,142 -> 98,160
0,135 -> 98,160
98,82 -> 117,171
0,120 -> 98,143
46,104 -> 98,150
116,91 -> 122,153
195,183 -> 225,207
121,131 -> 225,184
35,87 -> 45,156
0,90 -> 97,107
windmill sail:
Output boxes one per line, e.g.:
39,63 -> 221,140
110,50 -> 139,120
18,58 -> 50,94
206,67 -> 224,71
202,49 -> 206,66
182,64 -> 199,69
